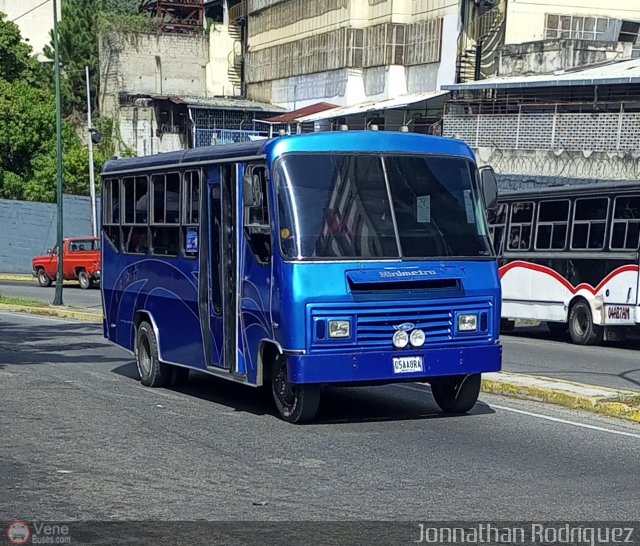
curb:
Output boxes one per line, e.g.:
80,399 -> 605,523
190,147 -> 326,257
482,372 -> 640,424
0,303 -> 102,323
0,274 -> 34,282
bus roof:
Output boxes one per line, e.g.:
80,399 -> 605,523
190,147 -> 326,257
498,180 -> 640,201
101,132 -> 475,176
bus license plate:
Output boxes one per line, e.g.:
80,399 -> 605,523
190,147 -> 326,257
393,356 -> 424,374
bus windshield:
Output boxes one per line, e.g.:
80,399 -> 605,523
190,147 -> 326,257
276,154 -> 493,260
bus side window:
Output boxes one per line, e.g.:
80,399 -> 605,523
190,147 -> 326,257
571,197 -> 608,250
103,178 -> 121,251
611,195 -> 640,250
535,200 -> 570,251
488,203 -> 507,255
151,173 -> 180,257
122,176 -> 150,255
182,170 -> 200,258
243,165 -> 271,265
508,202 -> 534,251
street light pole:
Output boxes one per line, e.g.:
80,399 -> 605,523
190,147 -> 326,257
53,0 -> 64,306
86,66 -> 97,238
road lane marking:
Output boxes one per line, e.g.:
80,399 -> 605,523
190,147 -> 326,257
489,403 -> 640,440
396,384 -> 640,439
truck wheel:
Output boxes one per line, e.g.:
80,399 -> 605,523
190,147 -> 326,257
78,269 -> 90,290
568,301 -> 603,346
430,374 -> 481,414
135,321 -> 171,387
37,268 -> 52,287
271,355 -> 320,423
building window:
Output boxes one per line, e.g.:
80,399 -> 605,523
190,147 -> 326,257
535,200 -> 570,251
544,14 -> 612,41
507,202 -> 534,251
611,195 -> 640,250
571,197 -> 609,250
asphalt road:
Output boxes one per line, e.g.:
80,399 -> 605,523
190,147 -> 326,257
0,280 -> 102,313
1,311 -> 640,526
502,327 -> 640,391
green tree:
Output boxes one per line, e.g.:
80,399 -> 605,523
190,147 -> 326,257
0,11 -> 111,203
44,0 -> 143,117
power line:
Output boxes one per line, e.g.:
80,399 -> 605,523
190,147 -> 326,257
10,0 -> 52,23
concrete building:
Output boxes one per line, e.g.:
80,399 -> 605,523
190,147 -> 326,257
0,0 -> 60,58
99,24 -> 283,156
241,0 -> 468,110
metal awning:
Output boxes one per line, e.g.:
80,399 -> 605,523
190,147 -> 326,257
296,91 -> 449,123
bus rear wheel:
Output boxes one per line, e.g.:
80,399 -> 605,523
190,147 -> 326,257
271,355 -> 320,424
568,301 -> 603,346
136,321 -> 171,387
430,374 -> 481,414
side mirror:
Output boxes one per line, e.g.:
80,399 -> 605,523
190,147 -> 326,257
479,166 -> 498,210
242,171 -> 262,208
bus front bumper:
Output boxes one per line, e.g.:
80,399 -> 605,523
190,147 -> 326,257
287,344 -> 502,384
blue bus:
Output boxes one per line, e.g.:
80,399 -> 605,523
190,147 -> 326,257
101,132 -> 502,423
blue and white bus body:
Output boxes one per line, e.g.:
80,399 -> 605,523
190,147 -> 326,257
101,132 -> 502,421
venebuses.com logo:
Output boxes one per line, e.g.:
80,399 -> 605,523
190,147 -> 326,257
5,521 -> 71,544
6,522 -> 30,545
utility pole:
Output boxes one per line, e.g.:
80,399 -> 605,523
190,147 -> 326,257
86,66 -> 97,238
53,0 -> 64,306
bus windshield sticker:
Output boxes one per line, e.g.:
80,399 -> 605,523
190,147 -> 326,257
416,195 -> 431,223
464,190 -> 474,223
186,227 -> 199,253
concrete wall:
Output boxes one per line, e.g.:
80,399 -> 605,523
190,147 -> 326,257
499,39 -> 633,76
0,0 -> 60,59
99,32 -> 209,116
0,196 -> 100,274
504,0 -> 640,45
117,105 -> 188,157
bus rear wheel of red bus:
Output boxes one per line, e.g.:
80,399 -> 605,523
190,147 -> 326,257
271,355 -> 320,424
430,373 -> 481,414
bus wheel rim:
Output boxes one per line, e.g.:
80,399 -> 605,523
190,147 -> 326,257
138,338 -> 152,376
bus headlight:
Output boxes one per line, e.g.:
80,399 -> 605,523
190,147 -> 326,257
458,314 -> 478,332
393,330 -> 409,349
328,320 -> 351,339
410,329 -> 426,347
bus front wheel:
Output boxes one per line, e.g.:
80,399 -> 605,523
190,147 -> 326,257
135,321 -> 171,387
271,355 -> 320,424
430,373 -> 481,414
568,301 -> 603,346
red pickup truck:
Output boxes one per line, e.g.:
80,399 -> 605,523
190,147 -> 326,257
32,237 -> 101,289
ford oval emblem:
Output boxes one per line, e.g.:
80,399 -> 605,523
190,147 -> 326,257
394,322 -> 415,332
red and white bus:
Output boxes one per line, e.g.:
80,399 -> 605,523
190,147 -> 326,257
489,182 -> 640,345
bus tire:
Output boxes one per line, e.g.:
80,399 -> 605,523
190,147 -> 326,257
37,268 -> 52,287
568,301 -> 603,346
136,321 -> 171,387
547,321 -> 568,335
271,354 -> 320,424
78,269 -> 90,290
430,373 -> 481,414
